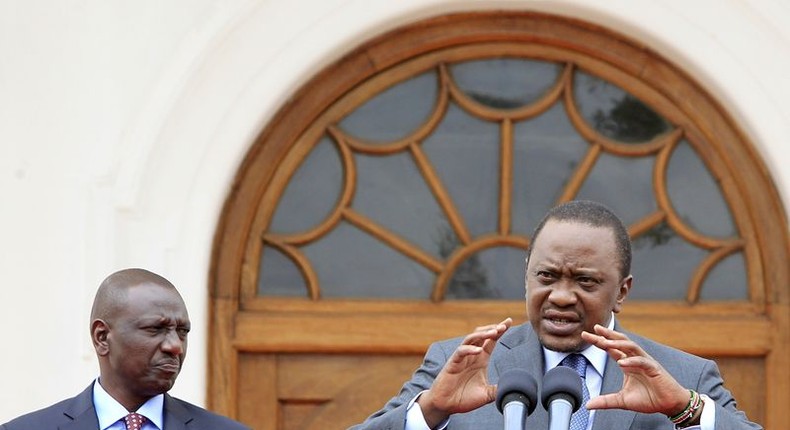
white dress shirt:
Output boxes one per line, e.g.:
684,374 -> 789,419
93,379 -> 164,430
405,314 -> 716,429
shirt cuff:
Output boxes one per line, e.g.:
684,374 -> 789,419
405,391 -> 449,430
698,394 -> 715,430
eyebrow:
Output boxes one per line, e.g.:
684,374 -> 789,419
137,316 -> 190,325
533,262 -> 601,275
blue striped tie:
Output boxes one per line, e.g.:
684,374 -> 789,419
561,354 -> 590,430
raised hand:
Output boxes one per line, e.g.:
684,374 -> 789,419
581,324 -> 693,417
417,318 -> 512,427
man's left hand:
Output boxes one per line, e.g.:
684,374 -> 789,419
581,324 -> 694,417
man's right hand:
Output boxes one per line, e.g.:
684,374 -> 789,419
416,318 -> 512,428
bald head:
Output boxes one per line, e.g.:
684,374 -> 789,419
89,268 -> 190,410
90,268 -> 180,323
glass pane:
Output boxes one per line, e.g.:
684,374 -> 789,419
269,136 -> 342,234
449,58 -> 561,108
446,246 -> 527,300
353,151 -> 455,259
577,152 -> 657,226
259,55 -> 748,303
700,252 -> 748,300
574,70 -> 670,143
303,221 -> 434,298
667,140 -> 736,238
423,103 -> 500,238
338,70 -> 438,142
512,103 -> 590,236
630,222 -> 707,300
259,245 -> 306,297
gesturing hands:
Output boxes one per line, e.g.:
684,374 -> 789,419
417,318 -> 512,428
582,324 -> 695,418
416,321 -> 699,428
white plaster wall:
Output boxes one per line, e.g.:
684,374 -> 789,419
1,0 -> 788,422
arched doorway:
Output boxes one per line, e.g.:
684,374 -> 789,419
209,11 -> 788,429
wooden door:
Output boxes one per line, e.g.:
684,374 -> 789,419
209,12 -> 789,430
237,353 -> 424,429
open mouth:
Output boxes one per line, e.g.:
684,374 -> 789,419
543,318 -> 581,335
542,311 -> 582,336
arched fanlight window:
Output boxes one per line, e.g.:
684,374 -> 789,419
256,47 -> 750,305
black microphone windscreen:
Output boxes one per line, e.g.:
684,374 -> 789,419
540,365 -> 583,411
495,368 -> 538,415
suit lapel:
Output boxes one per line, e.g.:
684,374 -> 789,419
591,323 -> 636,430
163,394 -> 193,430
493,324 -> 549,429
59,410 -> 100,430
59,384 -> 100,430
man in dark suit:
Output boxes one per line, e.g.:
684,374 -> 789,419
1,268 -> 250,430
351,200 -> 762,430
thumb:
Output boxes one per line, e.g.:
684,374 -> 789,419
586,392 -> 625,410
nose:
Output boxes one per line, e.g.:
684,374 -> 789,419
547,280 -> 577,307
161,329 -> 185,355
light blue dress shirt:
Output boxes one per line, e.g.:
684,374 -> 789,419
92,379 -> 164,430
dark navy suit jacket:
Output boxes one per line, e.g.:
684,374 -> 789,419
1,382 -> 250,430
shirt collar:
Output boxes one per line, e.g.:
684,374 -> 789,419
93,378 -> 165,430
542,313 -> 615,377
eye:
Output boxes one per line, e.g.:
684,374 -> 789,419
576,276 -> 598,287
145,326 -> 164,335
177,327 -> 190,338
535,270 -> 556,283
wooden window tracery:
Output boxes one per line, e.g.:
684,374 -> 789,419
255,46 -> 750,305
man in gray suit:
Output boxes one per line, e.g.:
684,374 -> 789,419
1,268 -> 250,430
352,200 -> 762,430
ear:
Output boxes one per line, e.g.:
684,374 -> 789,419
612,275 -> 633,314
91,319 -> 111,356
523,256 -> 530,290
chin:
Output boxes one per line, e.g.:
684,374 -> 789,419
540,334 -> 585,353
154,379 -> 176,393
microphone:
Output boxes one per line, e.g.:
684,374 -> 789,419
496,369 -> 538,430
541,366 -> 583,430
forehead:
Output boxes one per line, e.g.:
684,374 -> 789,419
119,282 -> 189,321
530,220 -> 618,264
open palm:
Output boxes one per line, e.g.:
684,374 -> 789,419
583,325 -> 690,416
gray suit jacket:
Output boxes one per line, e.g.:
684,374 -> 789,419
1,383 -> 250,430
351,322 -> 762,430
